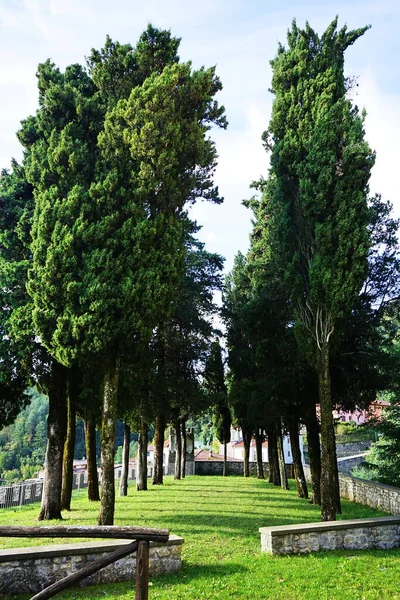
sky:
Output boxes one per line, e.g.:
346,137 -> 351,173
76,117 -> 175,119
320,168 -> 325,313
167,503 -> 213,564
0,0 -> 399,273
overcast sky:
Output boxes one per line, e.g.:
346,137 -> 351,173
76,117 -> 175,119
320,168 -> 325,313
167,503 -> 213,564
0,0 -> 399,273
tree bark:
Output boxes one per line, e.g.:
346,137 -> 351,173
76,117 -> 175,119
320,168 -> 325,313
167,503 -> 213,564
267,425 -> 281,486
39,361 -> 68,521
305,402 -> 321,505
98,355 -> 120,525
243,429 -> 251,477
152,411 -> 166,485
223,441 -> 227,476
136,418 -> 148,491
174,420 -> 182,480
181,419 -> 187,479
255,429 -> 265,479
288,414 -> 308,499
84,409 -> 100,502
318,345 -> 340,521
119,423 -> 130,497
61,381 -> 76,511
276,421 -> 289,490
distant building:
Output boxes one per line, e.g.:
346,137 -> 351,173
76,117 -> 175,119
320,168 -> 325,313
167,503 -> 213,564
332,399 -> 390,425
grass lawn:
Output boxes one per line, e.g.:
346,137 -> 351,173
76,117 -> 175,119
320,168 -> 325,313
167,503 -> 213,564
0,476 -> 399,600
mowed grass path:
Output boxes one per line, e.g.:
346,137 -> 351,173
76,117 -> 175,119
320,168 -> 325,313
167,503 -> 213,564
1,476 -> 399,600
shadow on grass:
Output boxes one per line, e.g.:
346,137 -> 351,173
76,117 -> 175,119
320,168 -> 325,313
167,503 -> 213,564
2,563 -> 249,600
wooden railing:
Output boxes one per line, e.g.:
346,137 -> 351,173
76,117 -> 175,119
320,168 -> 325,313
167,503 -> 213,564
0,525 -> 169,600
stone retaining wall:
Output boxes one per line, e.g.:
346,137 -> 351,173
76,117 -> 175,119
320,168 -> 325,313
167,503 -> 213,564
0,535 -> 183,596
303,465 -> 400,515
259,516 -> 400,555
335,441 -> 372,457
194,461 -> 294,478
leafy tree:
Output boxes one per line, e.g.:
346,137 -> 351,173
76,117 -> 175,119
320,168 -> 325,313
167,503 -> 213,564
21,30 -> 226,524
204,340 -> 231,475
366,404 -> 400,486
263,18 -> 375,520
0,389 -> 49,481
0,162 -> 34,428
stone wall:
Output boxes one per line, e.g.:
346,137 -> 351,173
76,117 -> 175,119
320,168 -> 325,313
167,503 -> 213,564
194,461 -> 294,478
260,516 -> 400,555
335,441 -> 372,457
303,465 -> 400,516
337,455 -> 366,474
0,536 -> 184,596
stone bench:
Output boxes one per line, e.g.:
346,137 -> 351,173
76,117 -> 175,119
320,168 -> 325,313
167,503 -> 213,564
259,516 -> 400,555
0,535 -> 184,596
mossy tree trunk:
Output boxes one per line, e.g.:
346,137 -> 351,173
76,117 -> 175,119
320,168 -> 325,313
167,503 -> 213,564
174,419 -> 182,480
119,422 -> 130,497
152,411 -> 166,485
268,425 -> 281,486
243,429 -> 251,477
181,419 -> 187,479
318,345 -> 340,521
84,409 -> 100,502
288,414 -> 308,499
39,361 -> 68,521
61,377 -> 77,511
276,421 -> 289,490
255,429 -> 265,479
98,355 -> 120,525
305,402 -> 321,505
137,418 -> 148,492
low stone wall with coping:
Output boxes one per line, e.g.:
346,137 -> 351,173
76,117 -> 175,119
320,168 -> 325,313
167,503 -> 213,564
303,465 -> 400,515
259,516 -> 400,555
0,535 -> 184,596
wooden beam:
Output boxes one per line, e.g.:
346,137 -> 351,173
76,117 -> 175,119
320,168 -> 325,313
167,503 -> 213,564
29,541 -> 138,600
135,540 -> 150,600
0,525 -> 169,543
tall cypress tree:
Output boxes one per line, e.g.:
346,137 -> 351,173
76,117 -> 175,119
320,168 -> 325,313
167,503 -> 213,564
22,29 -> 226,524
264,18 -> 375,520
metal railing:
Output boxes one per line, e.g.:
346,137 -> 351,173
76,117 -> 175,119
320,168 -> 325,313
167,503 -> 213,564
0,479 -> 43,510
0,525 -> 169,600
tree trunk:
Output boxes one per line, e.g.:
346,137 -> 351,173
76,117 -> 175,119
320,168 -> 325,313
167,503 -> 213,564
223,442 -> 227,477
61,382 -> 76,511
84,409 -> 100,502
318,345 -> 340,521
276,421 -> 289,490
98,355 -> 120,525
39,361 -> 68,521
136,418 -> 148,491
243,429 -> 251,477
152,411 -> 166,485
181,419 -> 187,479
305,403 -> 321,505
119,423 -> 130,496
288,414 -> 308,499
255,429 -> 265,479
267,425 -> 281,486
174,420 -> 182,480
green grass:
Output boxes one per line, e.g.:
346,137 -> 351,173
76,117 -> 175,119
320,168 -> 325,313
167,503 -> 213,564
1,476 -> 399,600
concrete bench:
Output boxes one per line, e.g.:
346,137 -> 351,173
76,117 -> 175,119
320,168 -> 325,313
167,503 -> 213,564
259,516 -> 400,555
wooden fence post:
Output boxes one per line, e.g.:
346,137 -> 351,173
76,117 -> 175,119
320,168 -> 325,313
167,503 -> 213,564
135,540 -> 150,600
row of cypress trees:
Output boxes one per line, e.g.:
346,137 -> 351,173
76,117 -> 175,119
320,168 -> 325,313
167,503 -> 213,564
0,25 -> 227,524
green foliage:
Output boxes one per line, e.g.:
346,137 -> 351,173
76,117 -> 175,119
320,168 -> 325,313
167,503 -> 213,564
366,405 -> 400,486
204,340 -> 231,445
0,162 -> 35,428
0,389 -> 48,482
264,18 -> 374,356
